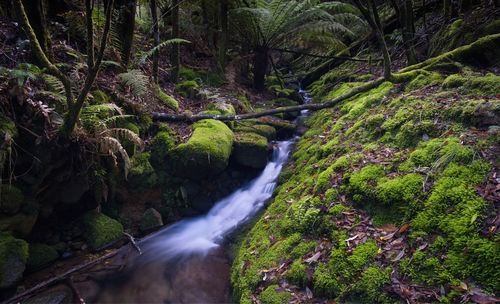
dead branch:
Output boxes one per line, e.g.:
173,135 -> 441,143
67,276 -> 86,304
153,78 -> 385,123
123,232 -> 142,255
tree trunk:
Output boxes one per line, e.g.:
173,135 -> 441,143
114,0 -> 137,67
218,0 -> 228,73
150,0 -> 159,85
253,47 -> 268,91
403,0 -> 418,65
22,0 -> 54,62
369,0 -> 392,80
171,0 -> 180,83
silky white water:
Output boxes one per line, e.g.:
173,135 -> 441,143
139,139 -> 295,262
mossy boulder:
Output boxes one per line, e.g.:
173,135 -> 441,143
27,243 -> 59,271
277,88 -> 304,104
167,119 -> 235,179
151,130 -> 176,164
0,185 -> 24,215
140,208 -> 163,232
157,89 -> 179,112
174,80 -> 199,98
0,212 -> 38,238
0,232 -> 28,288
83,212 -> 123,251
206,102 -> 236,116
129,153 -> 157,190
232,132 -> 271,169
442,73 -> 500,96
233,122 -> 277,140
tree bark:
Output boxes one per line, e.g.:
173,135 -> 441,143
114,0 -> 137,67
171,0 -> 180,83
253,47 -> 268,91
22,0 -> 54,62
153,78 -> 385,122
150,0 -> 159,85
218,0 -> 228,73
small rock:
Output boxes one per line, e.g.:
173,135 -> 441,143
140,208 -> 163,232
422,133 -> 430,141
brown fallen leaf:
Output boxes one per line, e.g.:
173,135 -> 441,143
304,252 -> 321,264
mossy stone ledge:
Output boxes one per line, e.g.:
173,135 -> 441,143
232,132 -> 271,169
83,212 -> 123,251
167,119 -> 235,179
0,232 -> 28,288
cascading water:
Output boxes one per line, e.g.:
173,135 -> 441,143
92,84 -> 313,303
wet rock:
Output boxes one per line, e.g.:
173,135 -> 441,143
83,211 -> 123,251
0,233 -> 28,288
140,208 -> 163,232
0,212 -> 38,238
232,132 -> 271,169
23,287 -> 70,304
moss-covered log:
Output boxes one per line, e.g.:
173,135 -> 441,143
153,78 -> 385,122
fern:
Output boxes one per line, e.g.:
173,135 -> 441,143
139,38 -> 191,63
118,69 -> 149,97
42,74 -> 65,94
100,128 -> 143,149
99,136 -> 131,178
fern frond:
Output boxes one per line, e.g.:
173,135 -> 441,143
100,128 -> 143,149
102,114 -> 135,126
139,38 -> 191,63
37,90 -> 65,103
101,60 -> 122,68
99,136 -> 131,178
82,103 -> 124,116
42,74 -> 65,95
118,69 -> 149,97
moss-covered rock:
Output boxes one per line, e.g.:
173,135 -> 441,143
232,132 -> 270,169
140,208 -> 163,232
233,122 -> 277,140
0,185 -> 24,215
0,212 -> 38,238
27,243 -> 59,271
174,80 -> 199,98
206,102 -> 236,116
442,73 -> 500,96
83,212 -> 123,251
157,89 -> 179,112
151,130 -> 176,165
259,284 -> 291,304
0,232 -> 28,288
167,119 -> 234,179
129,153 -> 157,189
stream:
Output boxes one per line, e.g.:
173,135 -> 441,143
85,87 -> 312,303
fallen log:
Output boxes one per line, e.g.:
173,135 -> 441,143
152,78 -> 385,123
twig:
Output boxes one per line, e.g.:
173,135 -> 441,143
123,232 -> 142,255
67,276 -> 86,304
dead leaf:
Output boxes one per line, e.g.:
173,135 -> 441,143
304,252 -> 321,264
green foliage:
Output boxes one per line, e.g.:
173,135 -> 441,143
347,165 -> 385,202
1,63 -> 44,87
91,90 -> 110,105
376,173 -> 423,206
27,243 -> 59,271
174,80 -> 199,98
118,69 -> 149,97
83,212 -> 123,251
157,89 -> 179,112
286,260 -> 308,287
259,284 -> 290,304
352,266 -> 392,303
139,38 -> 191,63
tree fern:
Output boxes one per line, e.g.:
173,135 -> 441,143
118,69 -> 149,97
138,38 -> 191,63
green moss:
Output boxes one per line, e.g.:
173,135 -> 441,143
0,232 -> 28,288
179,66 -> 197,81
352,266 -> 392,303
442,73 -> 500,96
313,262 -> 340,297
348,165 -> 385,202
174,80 -> 199,98
376,173 -> 423,206
207,102 -> 236,116
168,119 -> 234,179
90,89 -> 110,105
290,240 -> 317,259
157,89 -> 179,112
83,212 -> 123,251
365,113 -> 385,130
0,113 -> 18,144
406,72 -> 443,92
129,153 -> 157,189
150,131 -> 176,165
286,260 -> 308,287
0,185 -> 24,215
347,240 -> 378,269
259,284 -> 290,304
233,132 -> 270,169
395,119 -> 438,148
27,243 -> 58,271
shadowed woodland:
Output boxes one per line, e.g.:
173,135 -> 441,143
0,0 -> 499,303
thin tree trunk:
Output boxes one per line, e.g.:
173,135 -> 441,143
115,0 -> 137,67
403,0 -> 418,65
218,0 -> 228,73
150,0 -> 159,85
253,47 -> 269,91
22,0 -> 54,62
171,0 -> 180,83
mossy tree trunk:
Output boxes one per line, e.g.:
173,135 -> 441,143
21,0 -> 54,63
150,0 -> 159,85
13,0 -> 114,139
353,0 -> 392,80
171,0 -> 180,83
114,0 -> 137,68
